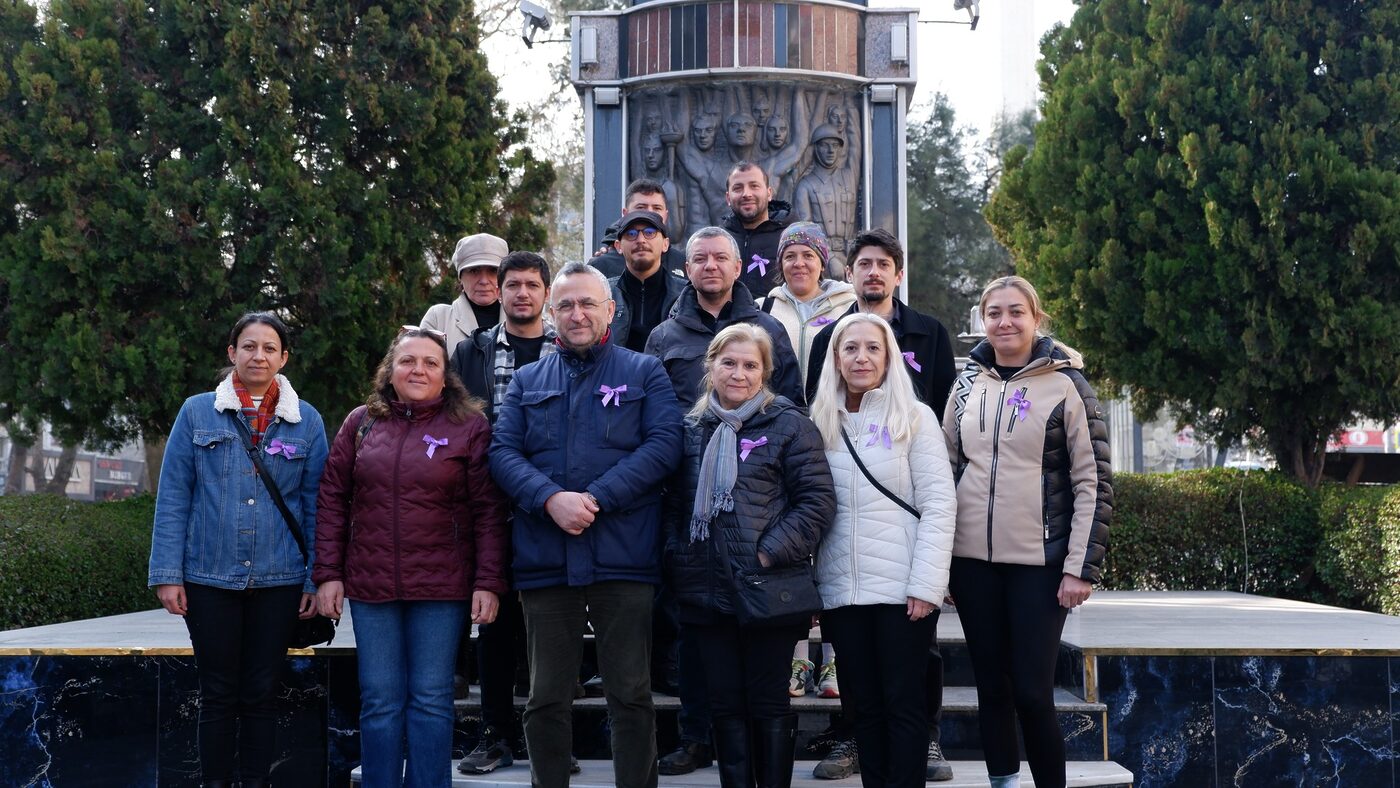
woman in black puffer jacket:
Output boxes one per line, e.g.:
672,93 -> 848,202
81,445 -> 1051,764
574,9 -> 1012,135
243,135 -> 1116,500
667,323 -> 835,788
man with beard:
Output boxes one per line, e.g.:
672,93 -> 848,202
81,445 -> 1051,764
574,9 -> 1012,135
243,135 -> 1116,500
720,162 -> 792,299
607,210 -> 688,352
451,252 -> 571,776
592,179 -> 688,280
490,263 -> 683,788
802,228 -> 958,783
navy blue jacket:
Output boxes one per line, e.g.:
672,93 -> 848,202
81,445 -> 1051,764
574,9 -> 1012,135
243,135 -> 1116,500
489,338 -> 684,590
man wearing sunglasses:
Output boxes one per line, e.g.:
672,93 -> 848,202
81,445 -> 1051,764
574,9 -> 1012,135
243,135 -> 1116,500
591,179 -> 688,280
608,210 -> 689,352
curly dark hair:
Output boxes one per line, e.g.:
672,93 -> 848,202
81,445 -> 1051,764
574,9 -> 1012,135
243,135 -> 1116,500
365,328 -> 482,422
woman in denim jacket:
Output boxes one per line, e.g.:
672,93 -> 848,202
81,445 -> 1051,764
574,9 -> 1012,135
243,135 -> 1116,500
149,312 -> 329,788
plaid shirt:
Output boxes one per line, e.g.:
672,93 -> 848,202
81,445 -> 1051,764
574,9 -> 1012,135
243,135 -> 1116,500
490,325 -> 558,411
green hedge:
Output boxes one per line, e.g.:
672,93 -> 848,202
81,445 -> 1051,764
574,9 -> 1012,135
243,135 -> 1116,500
0,494 -> 158,631
2,469 -> 1396,631
1105,469 -> 1398,614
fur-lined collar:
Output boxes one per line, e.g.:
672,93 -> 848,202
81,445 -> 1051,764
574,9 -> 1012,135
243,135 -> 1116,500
213,374 -> 303,423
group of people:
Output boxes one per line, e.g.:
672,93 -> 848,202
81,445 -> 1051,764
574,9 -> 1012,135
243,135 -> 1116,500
148,161 -> 1112,788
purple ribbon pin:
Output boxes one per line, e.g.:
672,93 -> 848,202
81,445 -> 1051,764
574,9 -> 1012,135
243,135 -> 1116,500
422,434 -> 448,458
264,439 -> 297,457
902,351 -> 922,373
739,436 -> 768,461
810,316 -> 834,327
866,423 -> 893,450
747,254 -> 769,277
1007,391 -> 1031,422
599,384 -> 627,406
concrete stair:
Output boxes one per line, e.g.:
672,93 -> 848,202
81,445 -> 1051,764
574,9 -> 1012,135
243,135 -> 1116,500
351,759 -> 1135,787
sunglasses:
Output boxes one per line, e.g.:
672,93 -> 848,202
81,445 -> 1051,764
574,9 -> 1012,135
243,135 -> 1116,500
399,325 -> 448,340
622,227 -> 661,241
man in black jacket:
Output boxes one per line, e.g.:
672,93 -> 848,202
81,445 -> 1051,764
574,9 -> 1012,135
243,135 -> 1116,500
646,226 -> 804,411
804,228 -> 959,782
607,209 -> 688,352
450,251 -> 565,777
592,179 -> 688,279
720,162 -> 792,300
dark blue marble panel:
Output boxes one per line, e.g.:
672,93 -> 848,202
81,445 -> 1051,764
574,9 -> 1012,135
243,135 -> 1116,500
276,656 -> 329,786
925,709 -> 1104,762
1214,656 -> 1394,788
327,654 -> 362,786
0,655 -> 160,788
155,656 -> 202,786
1098,655 -> 1216,788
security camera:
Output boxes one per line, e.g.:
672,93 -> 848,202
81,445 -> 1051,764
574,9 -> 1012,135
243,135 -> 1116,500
520,0 -> 552,49
953,0 -> 981,30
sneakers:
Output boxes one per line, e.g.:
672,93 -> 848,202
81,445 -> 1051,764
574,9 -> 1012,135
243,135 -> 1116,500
788,659 -> 814,697
811,738 -> 859,779
817,660 -> 840,698
926,739 -> 954,781
458,728 -> 514,774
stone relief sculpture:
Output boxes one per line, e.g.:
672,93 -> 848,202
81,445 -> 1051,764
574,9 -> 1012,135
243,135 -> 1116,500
626,83 -> 862,260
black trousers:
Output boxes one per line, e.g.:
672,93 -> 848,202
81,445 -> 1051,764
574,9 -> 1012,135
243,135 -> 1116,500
691,615 -> 806,721
475,589 -> 528,736
827,620 -> 945,743
183,582 -> 301,781
949,557 -> 1069,788
823,603 -> 936,788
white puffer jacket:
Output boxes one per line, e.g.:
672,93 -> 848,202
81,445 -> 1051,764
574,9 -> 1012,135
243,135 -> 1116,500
816,389 -> 957,608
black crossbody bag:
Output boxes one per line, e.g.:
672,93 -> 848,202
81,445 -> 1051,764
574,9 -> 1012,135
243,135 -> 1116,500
839,429 -> 921,518
233,418 -> 337,649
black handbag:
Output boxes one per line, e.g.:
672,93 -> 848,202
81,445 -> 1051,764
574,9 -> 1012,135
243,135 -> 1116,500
233,419 -> 337,649
715,520 -> 822,628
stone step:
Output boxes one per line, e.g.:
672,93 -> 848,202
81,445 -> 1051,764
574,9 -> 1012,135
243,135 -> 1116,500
351,759 -> 1135,787
453,686 -> 1102,715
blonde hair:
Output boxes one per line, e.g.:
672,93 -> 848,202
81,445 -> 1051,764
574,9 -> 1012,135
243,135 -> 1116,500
688,323 -> 778,418
977,275 -> 1083,364
809,313 -> 923,448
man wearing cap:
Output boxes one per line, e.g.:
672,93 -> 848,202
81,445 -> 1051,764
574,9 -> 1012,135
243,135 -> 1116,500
421,233 -> 508,355
608,210 -> 688,353
720,162 -> 792,300
592,179 -> 688,280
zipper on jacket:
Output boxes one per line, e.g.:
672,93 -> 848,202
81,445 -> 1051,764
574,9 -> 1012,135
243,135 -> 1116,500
1042,474 -> 1050,542
847,412 -> 863,600
979,389 -> 986,433
986,378 -> 1010,561
391,420 -> 411,599
1006,386 -> 1028,435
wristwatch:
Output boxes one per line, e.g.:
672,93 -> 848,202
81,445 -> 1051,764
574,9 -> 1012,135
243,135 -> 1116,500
584,492 -> 600,510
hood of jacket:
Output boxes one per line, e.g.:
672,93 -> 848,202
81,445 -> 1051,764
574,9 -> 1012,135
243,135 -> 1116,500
720,199 -> 793,233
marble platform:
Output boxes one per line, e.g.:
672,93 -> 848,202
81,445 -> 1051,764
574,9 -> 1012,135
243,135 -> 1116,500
3,592 -> 1396,786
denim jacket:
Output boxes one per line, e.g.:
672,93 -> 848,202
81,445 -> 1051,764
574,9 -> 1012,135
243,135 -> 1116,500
149,374 -> 329,593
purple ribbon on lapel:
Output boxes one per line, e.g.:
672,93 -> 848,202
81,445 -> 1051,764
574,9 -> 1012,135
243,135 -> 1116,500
866,423 -> 892,450
599,384 -> 627,406
1007,390 -> 1032,422
264,439 -> 297,457
739,436 -> 768,461
747,254 -> 769,277
902,351 -> 922,373
422,434 -> 448,458
810,316 -> 834,327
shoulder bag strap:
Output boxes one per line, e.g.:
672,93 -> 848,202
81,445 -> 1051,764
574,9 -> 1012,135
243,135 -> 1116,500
839,428 -> 920,519
232,416 -> 309,565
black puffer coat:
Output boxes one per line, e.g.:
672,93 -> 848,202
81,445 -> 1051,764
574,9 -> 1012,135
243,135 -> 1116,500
665,396 -> 835,622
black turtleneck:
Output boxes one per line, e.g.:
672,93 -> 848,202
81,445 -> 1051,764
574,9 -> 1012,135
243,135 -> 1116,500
469,299 -> 499,330
620,266 -> 668,352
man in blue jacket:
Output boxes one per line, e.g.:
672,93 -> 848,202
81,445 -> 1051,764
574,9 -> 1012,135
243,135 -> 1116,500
490,262 -> 684,788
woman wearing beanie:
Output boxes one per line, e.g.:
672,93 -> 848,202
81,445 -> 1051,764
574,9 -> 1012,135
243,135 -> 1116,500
756,222 -> 857,388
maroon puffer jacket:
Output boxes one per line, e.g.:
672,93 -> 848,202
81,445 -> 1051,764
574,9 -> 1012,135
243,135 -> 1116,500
313,399 -> 508,602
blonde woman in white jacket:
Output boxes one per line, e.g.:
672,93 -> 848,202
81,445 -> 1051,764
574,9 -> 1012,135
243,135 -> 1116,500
809,313 -> 957,788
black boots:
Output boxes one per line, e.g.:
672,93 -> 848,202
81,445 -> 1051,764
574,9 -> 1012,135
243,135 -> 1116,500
751,714 -> 798,788
712,715 -> 798,788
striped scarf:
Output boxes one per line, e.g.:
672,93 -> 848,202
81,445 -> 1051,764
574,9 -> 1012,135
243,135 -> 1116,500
232,373 -> 280,446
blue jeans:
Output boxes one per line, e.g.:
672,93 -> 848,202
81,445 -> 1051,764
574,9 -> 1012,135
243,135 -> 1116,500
351,599 -> 469,788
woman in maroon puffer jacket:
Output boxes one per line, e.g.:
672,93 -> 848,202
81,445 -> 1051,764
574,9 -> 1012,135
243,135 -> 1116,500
315,326 -> 508,788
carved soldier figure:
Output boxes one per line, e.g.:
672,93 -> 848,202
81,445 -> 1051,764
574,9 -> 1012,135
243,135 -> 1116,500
678,112 -> 730,231
793,124 -> 856,277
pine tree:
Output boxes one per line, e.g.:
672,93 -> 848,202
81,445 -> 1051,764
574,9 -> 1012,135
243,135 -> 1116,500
987,0 -> 1400,485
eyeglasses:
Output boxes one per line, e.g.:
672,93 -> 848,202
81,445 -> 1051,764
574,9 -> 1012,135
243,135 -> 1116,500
399,325 -> 448,340
553,299 -> 610,314
622,227 -> 661,241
